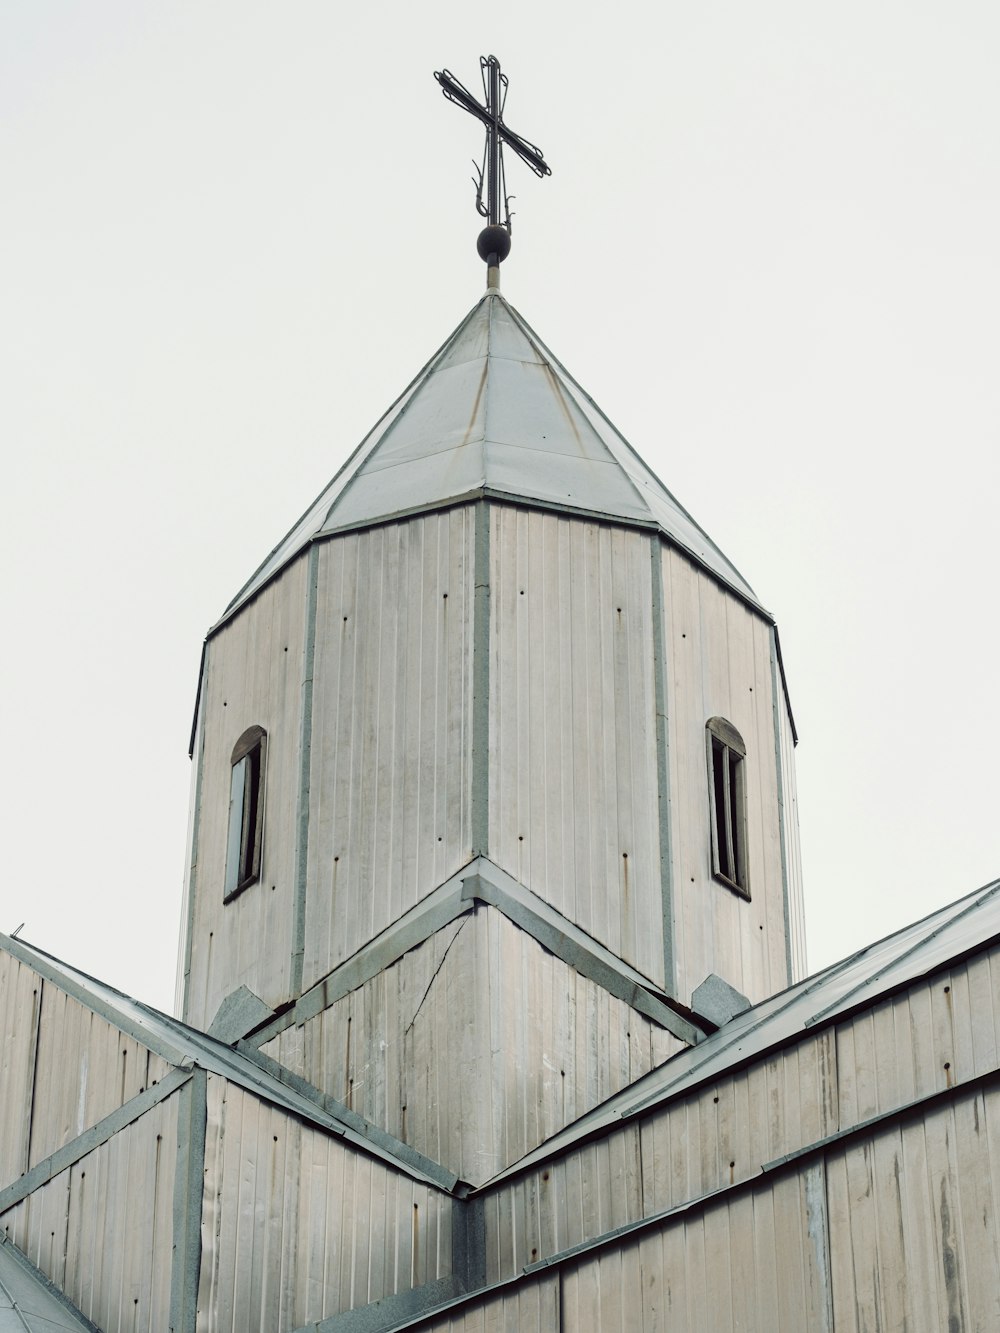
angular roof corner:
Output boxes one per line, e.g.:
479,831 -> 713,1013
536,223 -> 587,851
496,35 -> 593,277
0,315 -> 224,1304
218,292 -> 760,629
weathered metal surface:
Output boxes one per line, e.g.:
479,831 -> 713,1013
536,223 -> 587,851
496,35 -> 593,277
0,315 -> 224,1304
477,895 -> 1000,1278
0,1236 -> 97,1332
0,954 -> 171,1191
197,1075 -> 453,1331
0,1093 -> 178,1333
263,905 -> 682,1187
825,1083 -> 1000,1331
302,509 -> 476,990
488,507 -> 665,987
218,293 -> 760,629
1,934 -> 448,1190
184,555 -> 310,1029
660,544 -> 799,1009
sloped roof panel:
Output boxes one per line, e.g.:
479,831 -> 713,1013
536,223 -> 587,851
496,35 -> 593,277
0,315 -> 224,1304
218,291 -> 760,629
0,1239 -> 95,1332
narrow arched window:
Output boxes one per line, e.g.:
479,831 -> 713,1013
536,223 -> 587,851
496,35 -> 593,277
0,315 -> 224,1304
224,725 -> 266,900
706,717 -> 749,899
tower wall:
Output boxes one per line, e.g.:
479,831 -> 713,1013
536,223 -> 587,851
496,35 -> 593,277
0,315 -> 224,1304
301,507 -> 477,991
487,506 -> 665,986
660,543 -> 800,1006
183,557 -> 309,1029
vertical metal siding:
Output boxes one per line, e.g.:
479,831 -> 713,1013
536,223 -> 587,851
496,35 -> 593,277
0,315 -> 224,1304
419,1272 -> 561,1331
0,958 -> 171,1187
197,1074 -> 453,1330
262,908 -> 682,1187
0,955 -> 40,1188
661,546 -> 789,1010
486,946 -> 1000,1282
825,1084 -> 1000,1331
303,509 -> 476,992
0,1092 -> 178,1332
555,1165 -> 829,1332
489,507 -> 664,986
186,555 -> 309,1029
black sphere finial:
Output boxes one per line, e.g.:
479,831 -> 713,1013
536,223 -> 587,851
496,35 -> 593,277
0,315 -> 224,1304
477,225 -> 512,266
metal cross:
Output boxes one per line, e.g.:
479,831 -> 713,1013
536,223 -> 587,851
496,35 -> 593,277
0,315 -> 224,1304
434,55 -> 551,233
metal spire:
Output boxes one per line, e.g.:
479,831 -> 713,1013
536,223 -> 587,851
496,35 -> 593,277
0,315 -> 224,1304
434,55 -> 551,273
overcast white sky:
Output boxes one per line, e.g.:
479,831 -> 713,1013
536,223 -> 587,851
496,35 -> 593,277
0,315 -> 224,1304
3,3 -> 997,1015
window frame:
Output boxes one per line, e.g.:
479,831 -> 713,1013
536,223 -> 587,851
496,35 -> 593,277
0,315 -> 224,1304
706,716 -> 750,900
224,725 -> 267,902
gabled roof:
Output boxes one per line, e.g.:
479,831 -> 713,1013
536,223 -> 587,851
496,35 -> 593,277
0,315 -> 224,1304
220,290 -> 759,628
482,875 -> 1000,1187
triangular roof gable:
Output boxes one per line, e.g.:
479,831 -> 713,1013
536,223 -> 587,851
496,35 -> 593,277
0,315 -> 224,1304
219,292 -> 759,629
0,934 -> 456,1192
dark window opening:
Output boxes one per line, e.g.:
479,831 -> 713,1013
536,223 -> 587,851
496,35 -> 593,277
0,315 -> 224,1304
225,726 -> 266,901
706,717 -> 749,899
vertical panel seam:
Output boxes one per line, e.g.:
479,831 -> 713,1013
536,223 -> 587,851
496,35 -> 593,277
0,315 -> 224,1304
169,1068 -> 206,1333
292,543 -> 321,998
650,535 -> 676,997
472,501 -> 491,857
769,625 -> 794,986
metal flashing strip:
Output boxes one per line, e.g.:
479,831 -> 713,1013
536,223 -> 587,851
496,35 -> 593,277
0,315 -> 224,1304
244,1046 -> 460,1194
270,861 -> 479,1036
296,1276 -> 464,1333
0,936 -> 199,1070
389,1067 -> 1000,1331
291,541 -> 321,997
180,682 -> 208,1020
0,935 -> 455,1192
169,1069 -> 206,1333
0,1068 -> 192,1218
464,859 -> 706,1047
769,623 -> 794,986
649,533 -> 676,997
473,879 -> 1000,1190
0,1235 -> 100,1333
471,500 -> 491,857
804,878 -> 1000,1029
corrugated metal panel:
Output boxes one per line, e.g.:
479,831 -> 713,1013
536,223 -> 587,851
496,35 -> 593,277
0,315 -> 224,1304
264,907 -> 682,1188
303,509 -> 476,990
0,957 -> 171,1190
661,545 -> 789,1009
489,507 -> 664,986
483,938 -> 1000,1280
25,981 -> 171,1171
826,1083 -> 1000,1331
197,1075 -> 453,1331
0,1092 -> 177,1333
0,955 -> 40,1189
2,935 -> 449,1190
558,1164 -> 829,1332
186,555 -> 309,1029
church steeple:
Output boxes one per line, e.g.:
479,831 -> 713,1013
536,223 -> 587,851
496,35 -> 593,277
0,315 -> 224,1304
176,64 -> 804,1185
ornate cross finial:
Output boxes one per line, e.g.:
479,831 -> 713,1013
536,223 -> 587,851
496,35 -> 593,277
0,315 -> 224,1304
434,55 -> 551,269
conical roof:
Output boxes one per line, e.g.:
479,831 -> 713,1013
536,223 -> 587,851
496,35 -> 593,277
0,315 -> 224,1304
220,291 -> 759,627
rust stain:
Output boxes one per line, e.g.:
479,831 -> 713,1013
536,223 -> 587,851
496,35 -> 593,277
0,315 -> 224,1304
541,362 -> 583,445
462,361 -> 489,447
